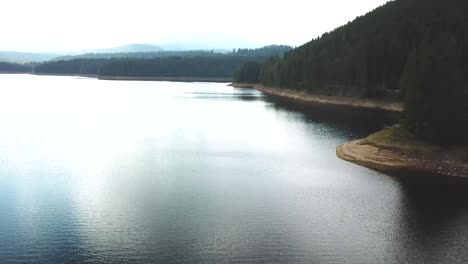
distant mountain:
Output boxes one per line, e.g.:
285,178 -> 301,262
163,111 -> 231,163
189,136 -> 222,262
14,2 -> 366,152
85,44 -> 163,54
0,42 -> 257,63
52,44 -> 164,61
2,42 -> 280,63
0,51 -> 58,63
158,40 -> 256,52
159,43 -> 205,51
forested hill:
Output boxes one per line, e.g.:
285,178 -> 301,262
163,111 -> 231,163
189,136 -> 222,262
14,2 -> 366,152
250,0 -> 468,145
34,56 -> 263,78
259,0 -> 468,98
53,50 -> 224,61
52,45 -> 292,61
103,56 -> 260,78
34,45 -> 291,79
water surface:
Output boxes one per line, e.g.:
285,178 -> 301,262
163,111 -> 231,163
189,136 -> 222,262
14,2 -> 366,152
0,75 -> 467,263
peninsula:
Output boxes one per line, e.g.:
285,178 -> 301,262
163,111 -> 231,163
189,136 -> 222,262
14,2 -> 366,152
231,0 -> 468,178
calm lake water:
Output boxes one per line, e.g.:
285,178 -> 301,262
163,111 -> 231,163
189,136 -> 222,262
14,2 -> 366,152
0,74 -> 467,264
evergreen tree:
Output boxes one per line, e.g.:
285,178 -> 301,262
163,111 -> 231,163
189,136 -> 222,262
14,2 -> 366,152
234,61 -> 261,83
401,35 -> 468,145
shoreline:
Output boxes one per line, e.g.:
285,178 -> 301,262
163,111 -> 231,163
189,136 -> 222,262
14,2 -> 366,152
99,76 -> 232,82
337,128 -> 468,179
33,73 -> 98,78
30,73 -> 232,83
231,83 -> 403,113
231,83 -> 467,179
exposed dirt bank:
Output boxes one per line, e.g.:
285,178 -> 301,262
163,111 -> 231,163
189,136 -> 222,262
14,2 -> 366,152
337,128 -> 468,179
230,83 -> 403,113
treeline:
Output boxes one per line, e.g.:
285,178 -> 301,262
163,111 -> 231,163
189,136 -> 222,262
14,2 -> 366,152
34,59 -> 104,75
53,45 -> 291,62
235,0 -> 468,145
53,50 -> 227,61
260,0 -> 467,97
99,56 -> 260,78
231,45 -> 292,58
0,62 -> 33,73
34,56 -> 265,79
34,45 -> 291,79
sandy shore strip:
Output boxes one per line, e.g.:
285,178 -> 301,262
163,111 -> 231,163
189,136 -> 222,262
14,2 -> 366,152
337,136 -> 468,179
231,83 -> 403,113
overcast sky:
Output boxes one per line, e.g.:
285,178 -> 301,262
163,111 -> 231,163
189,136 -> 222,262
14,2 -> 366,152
1,0 -> 390,52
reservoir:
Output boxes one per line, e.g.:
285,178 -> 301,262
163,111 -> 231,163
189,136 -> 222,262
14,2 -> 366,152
0,75 -> 467,263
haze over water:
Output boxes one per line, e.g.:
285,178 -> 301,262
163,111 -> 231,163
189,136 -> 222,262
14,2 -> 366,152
0,75 -> 467,263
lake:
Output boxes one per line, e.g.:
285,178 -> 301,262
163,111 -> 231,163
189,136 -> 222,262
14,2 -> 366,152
0,75 -> 467,263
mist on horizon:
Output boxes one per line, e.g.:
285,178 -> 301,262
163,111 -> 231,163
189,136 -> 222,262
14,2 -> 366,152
0,0 -> 390,53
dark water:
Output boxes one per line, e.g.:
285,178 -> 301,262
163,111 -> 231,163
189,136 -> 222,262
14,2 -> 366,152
0,75 -> 467,264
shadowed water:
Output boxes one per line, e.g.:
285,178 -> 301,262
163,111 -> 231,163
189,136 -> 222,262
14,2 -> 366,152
0,75 -> 467,264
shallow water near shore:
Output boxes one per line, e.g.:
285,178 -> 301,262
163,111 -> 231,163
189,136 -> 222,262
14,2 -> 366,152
0,74 -> 467,263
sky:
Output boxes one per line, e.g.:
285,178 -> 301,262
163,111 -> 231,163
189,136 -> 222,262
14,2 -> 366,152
0,0 -> 391,53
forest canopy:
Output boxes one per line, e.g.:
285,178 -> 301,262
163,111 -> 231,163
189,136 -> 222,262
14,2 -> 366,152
238,0 -> 467,95
0,62 -> 33,73
33,45 -> 291,79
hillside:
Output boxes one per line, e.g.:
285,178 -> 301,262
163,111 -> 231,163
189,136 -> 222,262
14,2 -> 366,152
258,0 -> 467,99
0,44 -> 163,64
34,45 -> 291,80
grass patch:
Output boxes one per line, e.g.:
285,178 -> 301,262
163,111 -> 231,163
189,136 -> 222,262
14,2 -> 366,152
366,127 -> 434,153
367,127 -> 468,162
